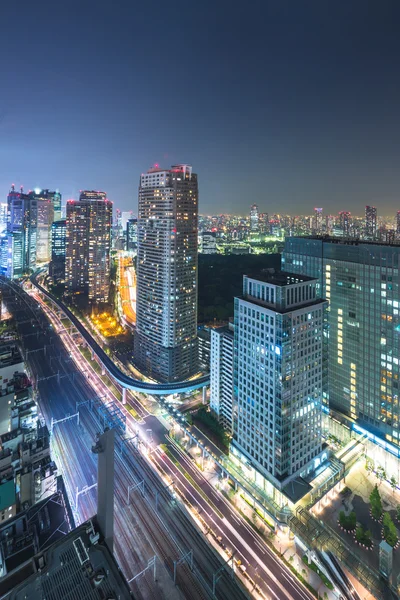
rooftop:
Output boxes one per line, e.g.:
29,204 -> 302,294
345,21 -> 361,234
0,479 -> 15,512
245,268 -> 317,286
287,234 -> 400,247
0,344 -> 23,369
2,516 -> 132,600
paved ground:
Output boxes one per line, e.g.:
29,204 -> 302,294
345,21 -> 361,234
315,460 -> 400,585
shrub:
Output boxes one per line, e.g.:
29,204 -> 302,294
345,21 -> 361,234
355,526 -> 372,547
339,510 -> 357,531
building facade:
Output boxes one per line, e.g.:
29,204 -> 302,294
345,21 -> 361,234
126,218 -> 137,251
135,165 -> 198,382
49,219 -> 67,282
210,324 -> 234,432
36,198 -> 54,262
201,232 -> 217,254
232,271 -> 327,494
30,189 -> 62,222
65,191 -> 112,304
6,186 -> 37,278
283,236 -> 400,448
250,204 -> 259,232
365,205 -> 377,240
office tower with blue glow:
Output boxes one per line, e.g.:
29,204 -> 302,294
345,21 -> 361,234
231,270 -> 327,500
126,218 -> 137,251
30,188 -> 62,222
65,191 -> 112,303
36,198 -> 54,262
6,185 -> 38,278
283,236 -> 400,447
135,164 -> 198,382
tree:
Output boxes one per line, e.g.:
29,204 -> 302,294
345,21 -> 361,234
376,466 -> 387,485
383,512 -> 398,547
365,459 -> 374,474
396,504 -> 400,523
370,484 -> 383,520
390,476 -> 398,493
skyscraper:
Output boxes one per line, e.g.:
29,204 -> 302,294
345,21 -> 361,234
65,191 -> 112,304
365,205 -> 377,240
36,198 -> 54,262
30,189 -> 62,222
397,211 -> 400,239
338,211 -> 351,237
313,208 -> 323,234
284,236 -> 400,448
232,270 -> 327,499
126,218 -> 137,251
49,219 -> 66,282
6,185 -> 37,278
135,164 -> 198,382
250,204 -> 259,232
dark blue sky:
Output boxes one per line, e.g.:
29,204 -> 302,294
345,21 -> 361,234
1,1 -> 400,215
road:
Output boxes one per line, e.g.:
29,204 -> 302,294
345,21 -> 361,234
2,280 -> 250,600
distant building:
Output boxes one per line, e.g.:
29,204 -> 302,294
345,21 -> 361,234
365,205 -> 377,240
397,211 -> 400,239
313,208 -> 323,234
135,165 -> 198,382
250,204 -> 259,232
202,231 -> 217,254
29,189 -> 62,222
6,185 -> 37,278
36,198 -> 54,262
232,270 -> 327,501
210,324 -> 234,432
126,218 -> 137,251
121,210 -> 134,230
49,219 -> 66,282
65,191 -> 112,304
338,211 -> 351,237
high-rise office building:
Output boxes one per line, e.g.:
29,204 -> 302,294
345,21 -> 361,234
49,219 -> 67,282
396,211 -> 400,239
30,189 -> 62,222
202,231 -> 217,254
6,185 -> 37,278
135,164 -> 198,382
339,211 -> 351,237
365,205 -> 377,240
313,208 -> 323,234
232,270 -> 327,499
0,204 -> 7,233
250,204 -> 259,232
284,236 -> 400,448
65,191 -> 112,304
210,324 -> 234,431
126,218 -> 137,251
36,198 -> 54,262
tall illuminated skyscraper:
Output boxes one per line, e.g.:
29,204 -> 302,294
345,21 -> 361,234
365,205 -> 377,240
49,219 -> 66,282
6,185 -> 37,278
250,204 -> 259,232
135,164 -> 198,382
36,198 -> 54,262
30,189 -> 62,222
339,211 -> 351,237
65,191 -> 112,304
313,207 -> 323,234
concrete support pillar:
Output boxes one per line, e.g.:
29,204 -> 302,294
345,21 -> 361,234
122,388 -> 127,405
91,349 -> 95,360
101,364 -> 105,376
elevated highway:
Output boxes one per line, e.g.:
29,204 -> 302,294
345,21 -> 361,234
23,273 -> 210,395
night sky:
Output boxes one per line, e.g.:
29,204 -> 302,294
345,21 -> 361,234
1,1 -> 400,216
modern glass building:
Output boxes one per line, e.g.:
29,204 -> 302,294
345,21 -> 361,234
135,164 -> 198,382
30,189 -> 62,222
6,186 -> 37,278
65,192 -> 112,304
283,236 -> 400,448
49,219 -> 66,282
232,270 -> 327,500
210,324 -> 234,432
36,198 -> 54,262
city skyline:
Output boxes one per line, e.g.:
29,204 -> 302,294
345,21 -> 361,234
1,2 -> 400,215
